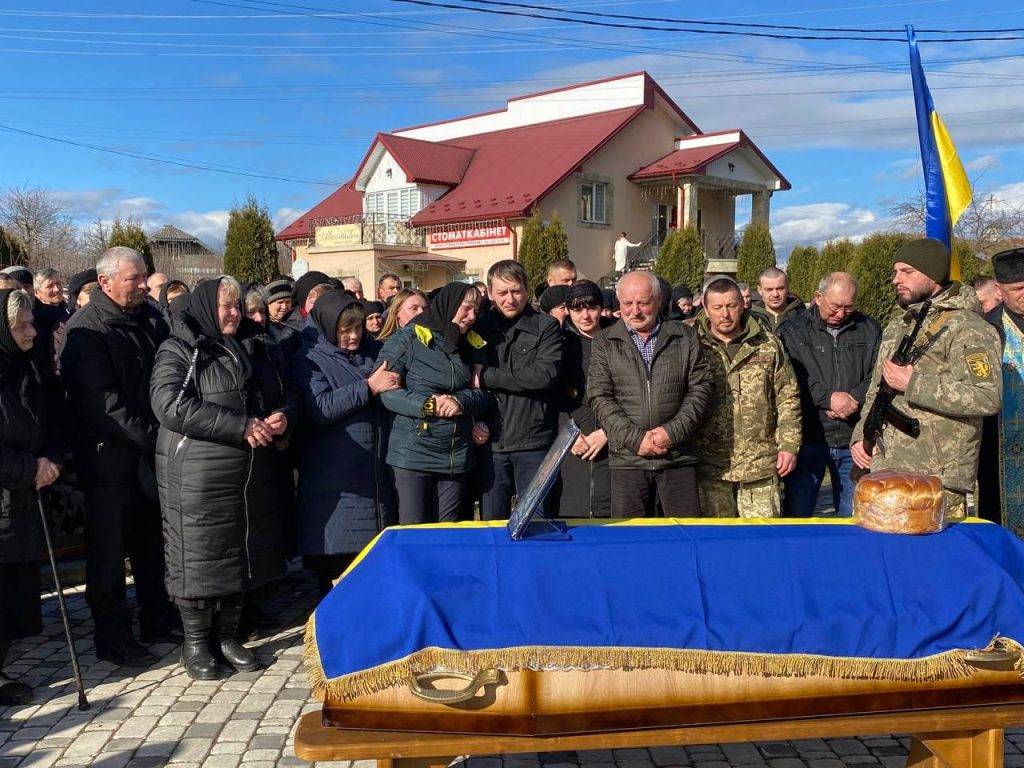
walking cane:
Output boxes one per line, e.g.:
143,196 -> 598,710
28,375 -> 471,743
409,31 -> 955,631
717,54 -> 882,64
36,492 -> 90,711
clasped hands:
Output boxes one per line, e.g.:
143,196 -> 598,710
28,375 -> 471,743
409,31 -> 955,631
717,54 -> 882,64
827,391 -> 860,420
244,411 -> 288,448
637,426 -> 671,457
429,394 -> 463,418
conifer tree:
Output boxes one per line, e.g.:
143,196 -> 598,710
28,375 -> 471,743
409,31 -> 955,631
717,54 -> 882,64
736,221 -> 776,287
223,196 -> 278,285
108,217 -> 155,274
655,227 -> 705,290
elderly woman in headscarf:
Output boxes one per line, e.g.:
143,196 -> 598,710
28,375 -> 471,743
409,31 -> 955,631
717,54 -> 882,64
378,283 -> 490,524
0,289 -> 62,704
290,290 -> 400,595
150,276 -> 299,680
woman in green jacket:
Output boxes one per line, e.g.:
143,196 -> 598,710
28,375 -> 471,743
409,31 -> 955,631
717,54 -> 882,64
379,283 -> 491,524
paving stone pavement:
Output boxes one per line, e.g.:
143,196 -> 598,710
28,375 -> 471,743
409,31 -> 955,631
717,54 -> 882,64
2,562 -> 1022,768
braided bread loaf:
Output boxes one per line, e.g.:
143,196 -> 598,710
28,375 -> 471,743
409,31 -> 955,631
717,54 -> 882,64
853,471 -> 946,534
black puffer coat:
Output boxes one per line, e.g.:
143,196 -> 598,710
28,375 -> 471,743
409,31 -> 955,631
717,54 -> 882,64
150,309 -> 300,600
0,354 -> 61,566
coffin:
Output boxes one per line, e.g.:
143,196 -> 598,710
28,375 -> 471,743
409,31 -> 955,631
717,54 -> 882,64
306,519 -> 1024,736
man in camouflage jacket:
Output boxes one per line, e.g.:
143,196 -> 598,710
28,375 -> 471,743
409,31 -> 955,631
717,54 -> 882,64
693,276 -> 802,517
851,238 -> 1002,518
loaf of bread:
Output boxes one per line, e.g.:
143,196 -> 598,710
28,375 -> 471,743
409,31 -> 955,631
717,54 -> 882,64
853,471 -> 946,534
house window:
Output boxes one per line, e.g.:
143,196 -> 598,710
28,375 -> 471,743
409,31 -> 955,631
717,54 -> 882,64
366,188 -> 422,219
580,181 -> 608,224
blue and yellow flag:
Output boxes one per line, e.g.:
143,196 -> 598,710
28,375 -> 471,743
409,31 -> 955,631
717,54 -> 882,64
907,24 -> 971,280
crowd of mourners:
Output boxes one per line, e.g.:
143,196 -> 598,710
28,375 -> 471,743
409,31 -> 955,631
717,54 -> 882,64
0,235 -> 1017,702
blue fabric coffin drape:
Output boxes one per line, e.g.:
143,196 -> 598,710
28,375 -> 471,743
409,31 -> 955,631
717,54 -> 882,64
312,520 -> 1024,681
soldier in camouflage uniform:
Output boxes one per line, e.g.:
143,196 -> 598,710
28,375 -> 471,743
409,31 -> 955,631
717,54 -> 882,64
851,238 -> 1002,519
693,276 -> 802,517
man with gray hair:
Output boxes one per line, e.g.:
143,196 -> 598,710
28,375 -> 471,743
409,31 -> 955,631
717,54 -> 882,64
341,276 -> 364,300
588,271 -> 713,516
778,271 -> 881,517
60,246 -> 178,666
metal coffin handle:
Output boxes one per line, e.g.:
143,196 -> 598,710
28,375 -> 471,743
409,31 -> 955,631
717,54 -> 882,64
408,669 -> 502,705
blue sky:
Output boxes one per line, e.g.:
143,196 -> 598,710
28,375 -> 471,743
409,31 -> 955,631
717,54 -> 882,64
2,0 -> 1024,256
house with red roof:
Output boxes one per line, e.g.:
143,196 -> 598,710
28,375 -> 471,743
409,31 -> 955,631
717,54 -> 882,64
276,71 -> 789,290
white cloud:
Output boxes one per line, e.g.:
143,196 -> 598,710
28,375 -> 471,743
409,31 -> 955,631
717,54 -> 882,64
273,207 -> 304,231
771,202 -> 886,254
966,154 -> 1002,173
49,187 -> 231,251
526,40 -> 1024,151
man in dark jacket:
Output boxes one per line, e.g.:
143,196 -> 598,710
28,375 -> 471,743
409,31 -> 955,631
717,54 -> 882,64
60,246 -> 177,666
588,271 -> 714,516
778,272 -> 881,517
751,267 -> 804,330
474,260 -> 563,520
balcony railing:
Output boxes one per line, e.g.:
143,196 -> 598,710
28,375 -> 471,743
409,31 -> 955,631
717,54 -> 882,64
309,213 -> 426,248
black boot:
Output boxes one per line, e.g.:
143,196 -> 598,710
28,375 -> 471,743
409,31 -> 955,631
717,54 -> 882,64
216,602 -> 260,673
0,640 -> 32,706
178,606 -> 218,680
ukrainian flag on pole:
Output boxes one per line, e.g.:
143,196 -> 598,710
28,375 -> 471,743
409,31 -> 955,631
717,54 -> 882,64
907,24 -> 971,280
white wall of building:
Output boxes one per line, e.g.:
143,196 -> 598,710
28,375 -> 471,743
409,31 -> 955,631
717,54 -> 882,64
706,149 -> 776,188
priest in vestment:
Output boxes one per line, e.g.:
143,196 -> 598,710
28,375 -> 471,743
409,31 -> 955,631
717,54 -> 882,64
978,247 -> 1024,534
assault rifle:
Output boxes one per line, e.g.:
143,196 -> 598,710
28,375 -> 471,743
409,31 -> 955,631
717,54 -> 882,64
858,298 -> 932,466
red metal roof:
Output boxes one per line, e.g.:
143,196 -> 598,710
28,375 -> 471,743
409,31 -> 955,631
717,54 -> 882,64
629,142 -> 740,180
276,181 -> 362,241
630,129 -> 792,190
375,134 -> 474,186
410,106 -> 644,227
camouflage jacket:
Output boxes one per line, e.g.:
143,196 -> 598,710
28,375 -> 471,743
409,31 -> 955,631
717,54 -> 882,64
850,282 -> 1002,493
693,314 -> 802,482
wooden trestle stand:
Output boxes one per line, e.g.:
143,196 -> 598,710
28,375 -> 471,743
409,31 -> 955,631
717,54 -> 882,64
296,700 -> 1024,768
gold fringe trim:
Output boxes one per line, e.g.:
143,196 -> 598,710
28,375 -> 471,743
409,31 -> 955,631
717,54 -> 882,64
303,615 -> 1024,702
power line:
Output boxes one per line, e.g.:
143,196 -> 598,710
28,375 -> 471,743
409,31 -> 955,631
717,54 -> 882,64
382,0 -> 1024,42
0,124 -> 342,186
454,0 -> 1024,35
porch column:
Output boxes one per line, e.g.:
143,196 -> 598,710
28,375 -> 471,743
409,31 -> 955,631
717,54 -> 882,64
751,190 -> 771,225
680,181 -> 699,229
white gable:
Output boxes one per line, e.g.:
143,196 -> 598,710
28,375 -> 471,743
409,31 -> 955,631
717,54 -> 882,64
396,73 -> 650,142
363,149 -> 410,194
705,147 -> 784,190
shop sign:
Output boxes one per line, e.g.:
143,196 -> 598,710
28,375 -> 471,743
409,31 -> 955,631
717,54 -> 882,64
430,225 -> 510,249
315,223 -> 362,248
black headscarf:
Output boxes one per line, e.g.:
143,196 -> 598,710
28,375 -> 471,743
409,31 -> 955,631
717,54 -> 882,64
0,289 -> 40,418
415,282 -> 477,350
310,289 -> 361,347
185,278 -> 252,381
159,280 -> 189,310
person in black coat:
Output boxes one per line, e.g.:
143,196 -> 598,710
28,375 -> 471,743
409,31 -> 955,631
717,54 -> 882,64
291,291 -> 401,595
378,283 -> 491,524
150,277 -> 299,679
0,289 -> 63,705
60,247 -> 178,667
473,260 -> 564,520
555,281 -> 613,518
